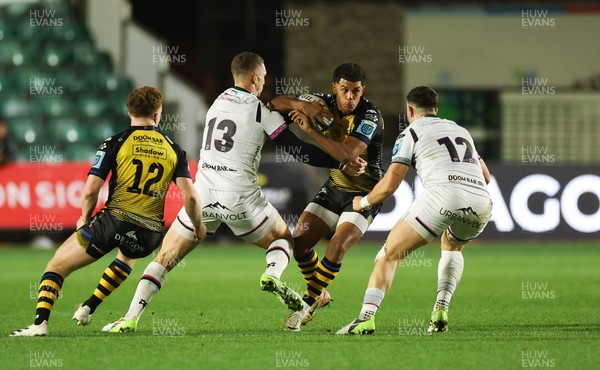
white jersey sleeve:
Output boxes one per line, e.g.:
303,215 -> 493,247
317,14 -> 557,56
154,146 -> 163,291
391,127 -> 416,166
195,87 -> 285,191
391,116 -> 488,195
260,103 -> 288,140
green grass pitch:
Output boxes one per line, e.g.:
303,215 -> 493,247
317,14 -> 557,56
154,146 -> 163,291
1,241 -> 598,369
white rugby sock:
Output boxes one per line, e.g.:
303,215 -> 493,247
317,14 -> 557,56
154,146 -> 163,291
358,288 -> 385,320
264,239 -> 291,280
124,262 -> 168,320
434,250 -> 464,311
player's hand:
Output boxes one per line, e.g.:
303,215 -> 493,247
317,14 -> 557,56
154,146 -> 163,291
298,101 -> 333,129
76,216 -> 87,230
289,109 -> 314,132
194,223 -> 207,242
352,196 -> 364,212
343,157 -> 367,176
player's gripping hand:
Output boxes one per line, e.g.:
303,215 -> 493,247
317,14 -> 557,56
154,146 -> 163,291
352,196 -> 364,212
289,109 -> 314,132
194,223 -> 207,242
76,216 -> 88,230
297,101 -> 332,129
342,157 -> 367,176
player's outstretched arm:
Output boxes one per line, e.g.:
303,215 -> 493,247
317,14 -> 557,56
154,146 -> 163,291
175,177 -> 206,241
353,163 -> 409,211
286,110 -> 366,175
289,109 -> 367,165
78,175 -> 105,228
269,96 -> 332,126
272,123 -> 364,175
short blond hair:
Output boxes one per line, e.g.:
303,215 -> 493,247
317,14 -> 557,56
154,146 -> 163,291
230,52 -> 264,79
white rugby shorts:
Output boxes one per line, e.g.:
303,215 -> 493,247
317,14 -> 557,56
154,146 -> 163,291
173,187 -> 279,243
403,186 -> 493,242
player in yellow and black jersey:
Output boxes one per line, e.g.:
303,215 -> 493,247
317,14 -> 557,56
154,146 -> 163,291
313,91 -> 384,193
89,123 -> 189,234
269,63 -> 385,331
11,86 -> 205,337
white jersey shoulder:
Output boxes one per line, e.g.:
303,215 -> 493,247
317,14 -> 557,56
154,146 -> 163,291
391,116 -> 488,193
195,87 -> 286,191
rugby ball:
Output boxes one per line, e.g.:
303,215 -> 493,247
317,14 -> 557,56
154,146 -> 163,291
297,93 -> 333,132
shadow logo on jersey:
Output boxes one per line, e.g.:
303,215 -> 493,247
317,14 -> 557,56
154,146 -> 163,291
133,145 -> 167,160
456,207 -> 480,219
204,202 -> 231,211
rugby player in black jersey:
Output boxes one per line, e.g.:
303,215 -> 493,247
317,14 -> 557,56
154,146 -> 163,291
10,86 -> 205,337
270,63 -> 385,331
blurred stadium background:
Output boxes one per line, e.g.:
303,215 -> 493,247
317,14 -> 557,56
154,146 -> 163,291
1,1 -> 599,369
0,0 -> 598,243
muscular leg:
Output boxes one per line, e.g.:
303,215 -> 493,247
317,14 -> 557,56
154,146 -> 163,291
122,227 -> 200,321
303,222 -> 363,305
292,211 -> 330,285
45,233 -> 98,277
354,220 -> 428,321
367,219 -> 427,292
78,250 -> 135,317
432,230 -> 466,312
35,233 -> 97,325
324,222 -> 363,263
252,215 -> 294,280
293,211 -> 330,256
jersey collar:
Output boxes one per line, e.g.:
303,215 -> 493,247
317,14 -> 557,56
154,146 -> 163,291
231,86 -> 252,94
130,125 -> 159,131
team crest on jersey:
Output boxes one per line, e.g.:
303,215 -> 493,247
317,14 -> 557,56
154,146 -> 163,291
357,119 -> 377,138
92,151 -> 106,169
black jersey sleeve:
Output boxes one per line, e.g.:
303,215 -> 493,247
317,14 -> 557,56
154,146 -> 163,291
349,104 -> 383,145
163,134 -> 191,180
88,135 -> 121,180
173,145 -> 191,180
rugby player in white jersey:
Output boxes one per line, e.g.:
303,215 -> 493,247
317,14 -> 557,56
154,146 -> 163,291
337,86 -> 492,335
100,52 -> 365,333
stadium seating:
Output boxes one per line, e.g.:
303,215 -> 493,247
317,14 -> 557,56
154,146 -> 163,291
0,0 -> 135,162
8,117 -> 46,145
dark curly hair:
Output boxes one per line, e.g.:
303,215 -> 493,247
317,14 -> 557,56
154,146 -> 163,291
333,63 -> 366,84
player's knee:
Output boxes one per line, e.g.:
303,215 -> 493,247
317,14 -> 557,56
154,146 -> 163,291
442,230 -> 465,251
374,243 -> 391,263
327,239 -> 353,262
44,262 -> 70,278
375,242 -> 408,264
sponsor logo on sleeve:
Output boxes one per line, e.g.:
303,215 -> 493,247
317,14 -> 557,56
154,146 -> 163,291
92,151 -> 106,169
357,119 -> 377,138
